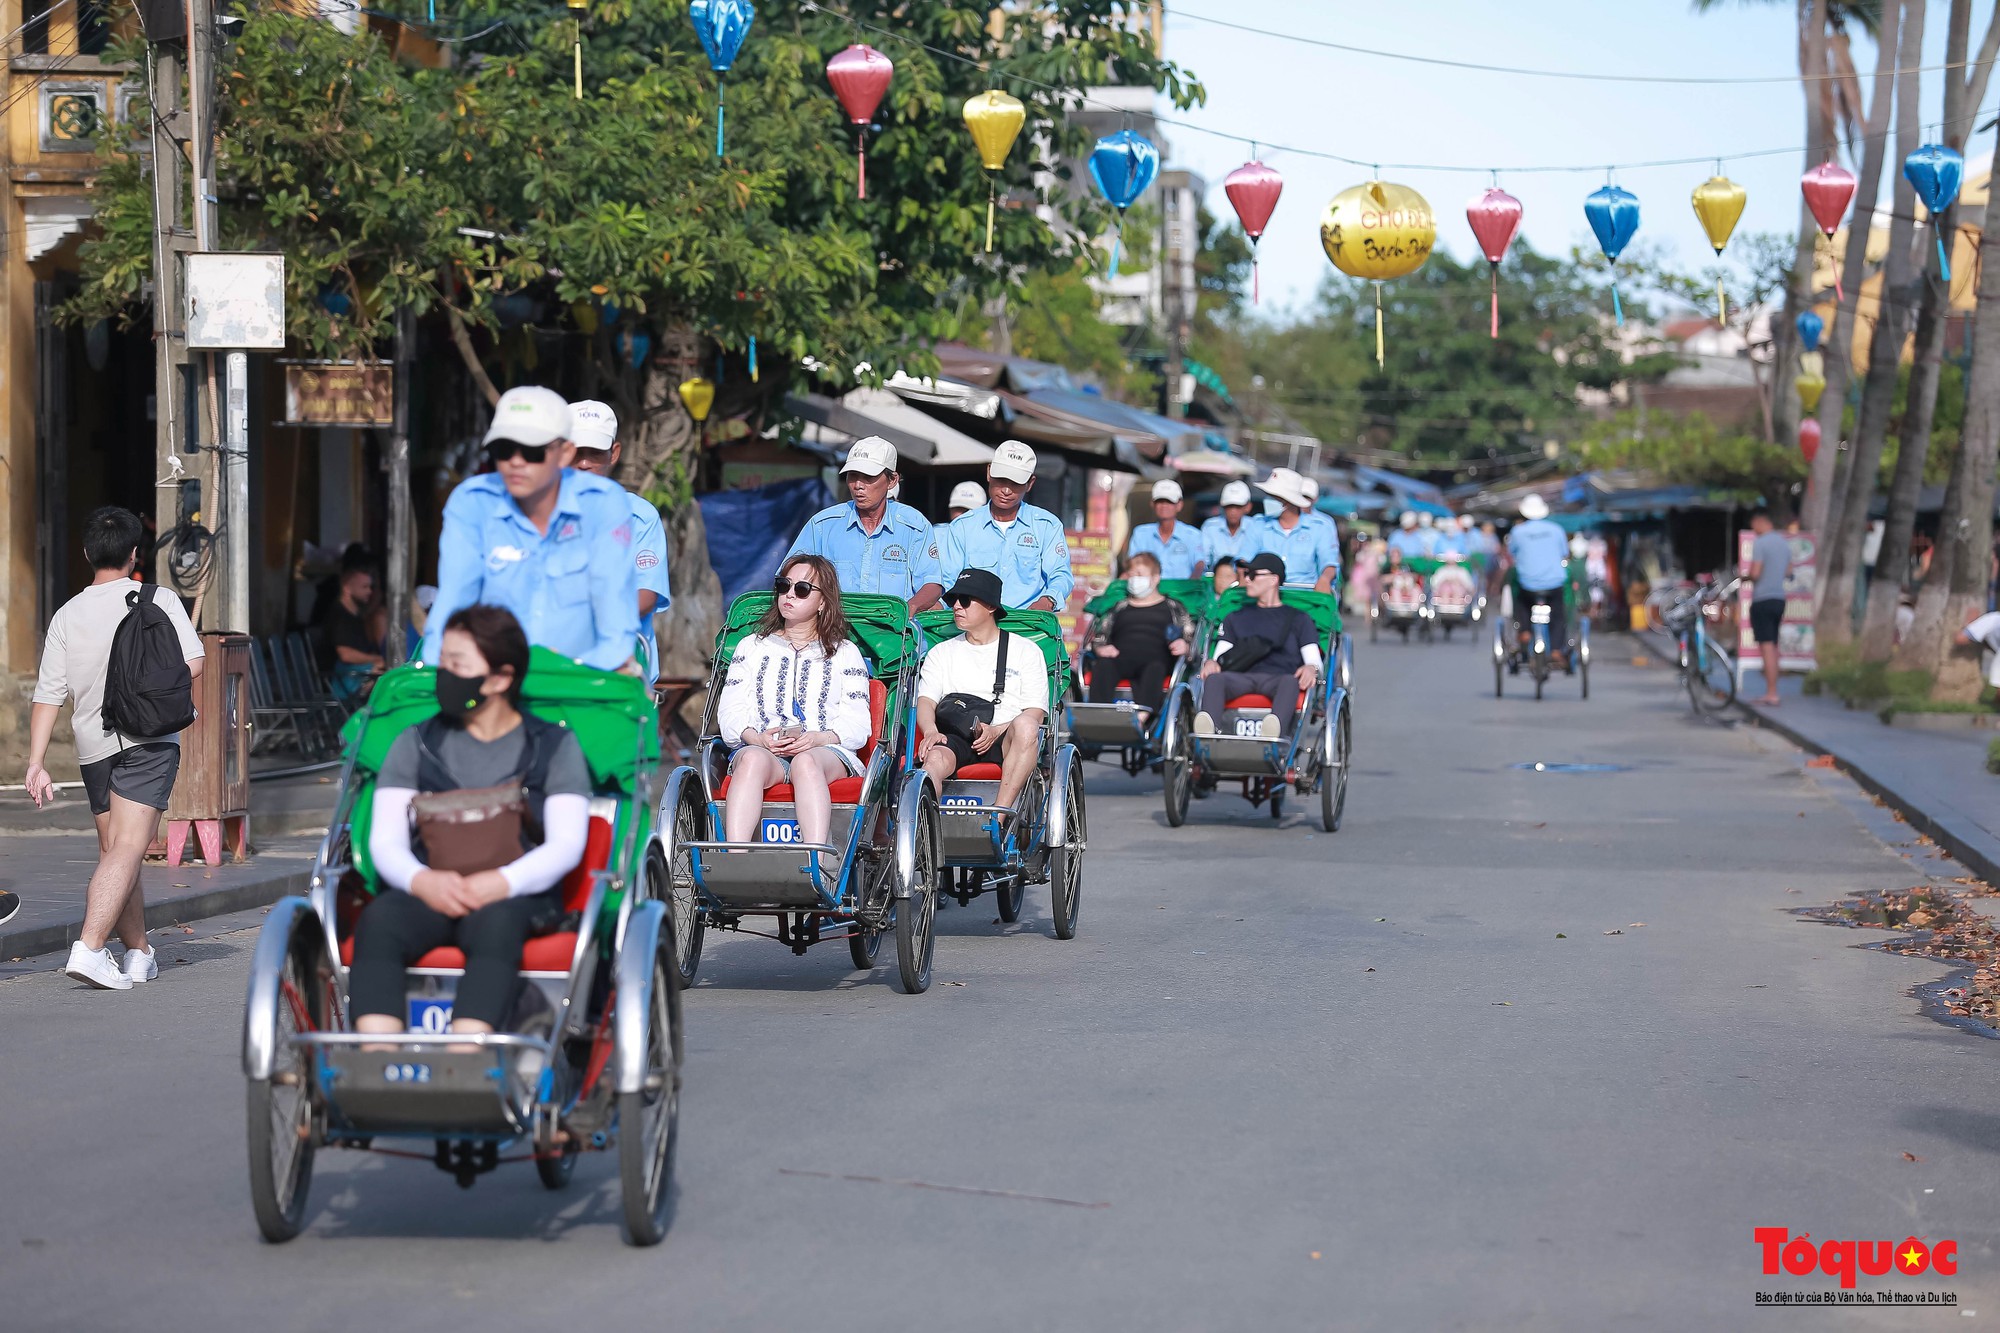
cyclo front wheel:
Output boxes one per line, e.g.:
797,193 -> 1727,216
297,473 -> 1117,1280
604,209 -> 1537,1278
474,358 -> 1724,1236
247,941 -> 320,1243
893,776 -> 940,994
1049,754 -> 1085,940
1161,693 -> 1193,828
660,772 -> 706,988
1320,694 -> 1350,834
617,912 -> 681,1247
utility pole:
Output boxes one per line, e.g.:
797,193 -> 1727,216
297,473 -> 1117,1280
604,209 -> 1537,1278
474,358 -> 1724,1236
142,5 -> 192,589
383,309 -> 414,667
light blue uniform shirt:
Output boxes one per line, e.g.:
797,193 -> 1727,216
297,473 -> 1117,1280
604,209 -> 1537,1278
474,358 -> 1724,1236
1507,518 -> 1571,591
1200,514 -> 1257,569
784,499 -> 943,600
625,491 -> 672,683
939,503 -> 1074,608
1126,520 -> 1206,580
1387,528 -> 1430,561
425,470 -> 641,671
1245,514 -> 1341,587
1431,527 -> 1466,558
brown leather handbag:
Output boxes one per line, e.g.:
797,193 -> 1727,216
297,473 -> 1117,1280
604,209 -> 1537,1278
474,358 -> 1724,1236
409,782 -> 526,874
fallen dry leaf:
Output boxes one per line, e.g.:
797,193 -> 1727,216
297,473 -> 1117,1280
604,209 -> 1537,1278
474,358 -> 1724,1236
1806,754 -> 1836,769
1902,1151 -> 1921,1163
1555,933 -> 1567,939
1603,929 -> 1624,936
1310,1252 -> 1322,1260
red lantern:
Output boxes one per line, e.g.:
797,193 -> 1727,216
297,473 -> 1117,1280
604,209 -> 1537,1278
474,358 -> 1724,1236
1800,161 -> 1857,303
1465,187 -> 1524,339
827,44 -> 893,200
1798,416 -> 1822,464
1224,160 -> 1282,304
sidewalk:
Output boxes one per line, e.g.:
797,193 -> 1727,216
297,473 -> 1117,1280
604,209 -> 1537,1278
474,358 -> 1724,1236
1730,664 -> 2000,885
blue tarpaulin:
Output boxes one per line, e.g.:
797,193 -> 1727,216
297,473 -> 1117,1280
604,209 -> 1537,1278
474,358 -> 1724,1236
698,476 -> 835,607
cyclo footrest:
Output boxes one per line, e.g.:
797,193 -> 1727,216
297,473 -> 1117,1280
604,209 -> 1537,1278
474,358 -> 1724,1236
307,1035 -> 539,1137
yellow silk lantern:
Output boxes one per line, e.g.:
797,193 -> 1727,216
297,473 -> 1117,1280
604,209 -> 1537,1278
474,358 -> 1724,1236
1690,174 -> 1746,322
1795,350 -> 1826,414
678,376 -> 715,424
568,0 -> 587,99
1320,180 -> 1435,366
963,90 -> 1025,253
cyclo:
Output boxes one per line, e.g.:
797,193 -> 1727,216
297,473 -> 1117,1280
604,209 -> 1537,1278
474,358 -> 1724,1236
1423,553 -> 1482,639
1066,576 -> 1213,777
917,606 -> 1087,937
1161,586 -> 1354,831
240,651 -> 683,1246
1372,555 -> 1430,642
656,592 -> 941,993
1492,561 -> 1591,701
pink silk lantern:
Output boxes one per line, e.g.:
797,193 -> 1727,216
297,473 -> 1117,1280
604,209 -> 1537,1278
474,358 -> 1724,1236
1798,416 -> 1822,464
1224,160 -> 1283,304
1801,161 -> 1857,303
827,44 -> 894,200
1466,187 -> 1523,339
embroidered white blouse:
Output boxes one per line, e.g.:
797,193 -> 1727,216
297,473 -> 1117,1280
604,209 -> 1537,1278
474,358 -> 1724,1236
716,632 -> 873,752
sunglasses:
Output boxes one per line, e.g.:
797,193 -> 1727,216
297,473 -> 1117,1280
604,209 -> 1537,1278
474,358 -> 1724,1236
945,594 -> 992,610
774,578 -> 820,598
486,439 -> 551,464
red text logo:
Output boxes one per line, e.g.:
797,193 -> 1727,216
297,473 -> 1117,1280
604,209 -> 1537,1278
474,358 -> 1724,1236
1755,1228 -> 1959,1289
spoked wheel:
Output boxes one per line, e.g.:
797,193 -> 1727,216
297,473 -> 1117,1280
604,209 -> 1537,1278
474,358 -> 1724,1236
617,933 -> 681,1247
1688,637 -> 1736,714
1321,697 -> 1351,833
1162,696 -> 1193,828
894,779 -> 940,994
1369,607 -> 1379,643
847,915 -> 884,970
661,778 -> 705,988
536,1141 -> 580,1190
1579,633 -> 1591,701
247,944 -> 319,1243
992,869 -> 1025,923
1269,788 -> 1286,818
1048,755 -> 1086,940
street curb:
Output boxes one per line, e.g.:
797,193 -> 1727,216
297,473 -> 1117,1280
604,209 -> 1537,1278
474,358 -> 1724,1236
0,866 -> 312,962
1733,701 -> 2000,888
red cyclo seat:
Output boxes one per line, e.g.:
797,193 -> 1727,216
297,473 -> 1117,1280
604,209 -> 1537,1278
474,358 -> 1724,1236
953,763 -> 1005,780
338,812 -> 614,973
716,678 -> 884,804
1226,694 -> 1273,710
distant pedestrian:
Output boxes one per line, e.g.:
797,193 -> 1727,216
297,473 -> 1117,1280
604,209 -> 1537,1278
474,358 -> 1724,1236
323,564 -> 385,704
26,506 -> 204,990
1745,510 -> 1792,707
1953,610 -> 2000,691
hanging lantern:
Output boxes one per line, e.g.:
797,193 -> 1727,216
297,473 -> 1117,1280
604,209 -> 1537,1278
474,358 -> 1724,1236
748,335 -> 759,383
1796,310 -> 1824,352
1800,161 -> 1857,303
1798,416 -> 1822,464
1583,184 -> 1641,327
689,0 -> 754,158
1465,186 -> 1523,339
1224,159 -> 1283,304
1088,129 -> 1159,280
567,0 -> 587,99
1904,143 -> 1966,280
678,376 -> 715,424
962,90 -> 1025,254
827,45 -> 893,201
1690,174 -> 1746,324
1795,349 -> 1827,415
1321,180 -> 1436,368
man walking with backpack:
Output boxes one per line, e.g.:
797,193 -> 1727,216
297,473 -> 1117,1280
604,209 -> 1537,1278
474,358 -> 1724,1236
25,506 -> 204,990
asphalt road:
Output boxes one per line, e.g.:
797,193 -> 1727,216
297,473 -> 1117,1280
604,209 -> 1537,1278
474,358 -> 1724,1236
5,631 -> 1997,1330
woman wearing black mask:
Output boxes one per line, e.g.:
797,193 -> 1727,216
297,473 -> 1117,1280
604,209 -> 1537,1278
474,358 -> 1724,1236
350,604 -> 592,1043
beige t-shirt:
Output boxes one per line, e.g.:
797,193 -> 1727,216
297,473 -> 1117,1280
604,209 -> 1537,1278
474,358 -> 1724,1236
33,579 -> 203,765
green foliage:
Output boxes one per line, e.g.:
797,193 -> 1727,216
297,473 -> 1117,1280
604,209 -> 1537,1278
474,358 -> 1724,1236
1193,203 -> 1251,333
1806,642 -> 1933,711
1576,410 -> 1804,503
998,262 -> 1153,396
1986,736 -> 2000,776
65,1 -> 1201,396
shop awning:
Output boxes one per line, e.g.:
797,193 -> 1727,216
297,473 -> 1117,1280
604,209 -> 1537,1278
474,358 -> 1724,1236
838,388 -> 994,467
1024,387 -> 1203,458
883,371 -> 1003,420
1171,450 -> 1257,477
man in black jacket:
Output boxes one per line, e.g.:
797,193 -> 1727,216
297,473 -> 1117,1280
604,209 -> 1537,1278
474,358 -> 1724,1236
1194,552 -> 1322,738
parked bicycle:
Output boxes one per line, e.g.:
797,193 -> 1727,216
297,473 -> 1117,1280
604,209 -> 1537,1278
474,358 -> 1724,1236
1662,576 -> 1741,715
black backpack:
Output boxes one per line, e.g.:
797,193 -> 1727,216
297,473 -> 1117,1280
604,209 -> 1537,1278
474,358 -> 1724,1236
103,587 -> 197,739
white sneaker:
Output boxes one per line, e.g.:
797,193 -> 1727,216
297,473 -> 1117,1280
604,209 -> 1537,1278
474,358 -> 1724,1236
1193,711 -> 1217,736
63,941 -> 133,991
1258,714 -> 1282,739
123,946 -> 159,984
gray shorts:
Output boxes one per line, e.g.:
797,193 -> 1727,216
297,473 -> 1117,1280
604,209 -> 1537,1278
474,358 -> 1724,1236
79,742 -> 181,815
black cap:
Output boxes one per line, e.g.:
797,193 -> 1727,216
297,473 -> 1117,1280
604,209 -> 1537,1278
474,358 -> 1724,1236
1244,551 -> 1286,581
943,568 -> 1006,615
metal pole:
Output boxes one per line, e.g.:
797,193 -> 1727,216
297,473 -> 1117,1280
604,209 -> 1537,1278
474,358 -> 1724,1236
383,308 -> 414,667
148,42 -> 188,579
223,351 -> 249,631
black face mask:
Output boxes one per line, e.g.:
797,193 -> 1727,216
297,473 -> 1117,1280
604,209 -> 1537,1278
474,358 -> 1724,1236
436,668 -> 490,720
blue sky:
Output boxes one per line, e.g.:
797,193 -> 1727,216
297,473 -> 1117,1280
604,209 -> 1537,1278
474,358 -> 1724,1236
1158,0 -> 1989,318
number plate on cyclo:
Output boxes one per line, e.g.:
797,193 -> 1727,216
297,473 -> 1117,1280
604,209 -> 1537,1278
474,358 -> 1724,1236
407,997 -> 453,1032
1233,717 -> 1265,737
761,818 -> 804,844
941,795 -> 984,808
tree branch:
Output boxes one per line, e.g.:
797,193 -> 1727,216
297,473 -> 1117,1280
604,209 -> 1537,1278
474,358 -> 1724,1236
439,271 -> 500,407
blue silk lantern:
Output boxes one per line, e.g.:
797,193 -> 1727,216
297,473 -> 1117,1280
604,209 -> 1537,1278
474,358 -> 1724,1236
1088,129 -> 1158,279
1796,310 -> 1824,353
689,0 -> 754,157
1904,143 -> 1965,280
1584,184 -> 1641,326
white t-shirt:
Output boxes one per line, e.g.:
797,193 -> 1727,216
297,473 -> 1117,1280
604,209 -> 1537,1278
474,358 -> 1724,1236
33,579 -> 203,765
1965,612 -> 2000,687
918,631 -> 1049,728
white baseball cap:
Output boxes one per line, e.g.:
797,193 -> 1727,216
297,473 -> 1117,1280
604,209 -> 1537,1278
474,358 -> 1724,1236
949,480 -> 987,511
1399,511 -> 1418,528
1457,514 -> 1474,528
1417,510 -> 1434,527
1256,467 -> 1313,511
842,435 -> 898,476
569,400 -> 618,452
1151,478 -> 1183,504
990,439 -> 1037,485
1519,494 -> 1551,521
1219,480 -> 1252,508
483,385 -> 572,448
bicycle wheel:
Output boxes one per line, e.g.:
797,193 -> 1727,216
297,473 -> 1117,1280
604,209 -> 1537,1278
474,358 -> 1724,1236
1688,632 -> 1738,714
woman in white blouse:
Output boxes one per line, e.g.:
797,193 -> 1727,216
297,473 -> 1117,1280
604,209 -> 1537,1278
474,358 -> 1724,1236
716,555 -> 873,853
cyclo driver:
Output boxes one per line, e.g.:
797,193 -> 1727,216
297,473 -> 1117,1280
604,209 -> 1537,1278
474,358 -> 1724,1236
1506,494 -> 1570,663
915,570 -> 1048,813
